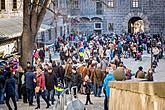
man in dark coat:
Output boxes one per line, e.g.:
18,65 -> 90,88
4,70 -> 17,110
25,66 -> 36,106
52,61 -> 60,82
45,67 -> 57,105
71,67 -> 82,97
0,64 -> 5,104
39,47 -> 45,62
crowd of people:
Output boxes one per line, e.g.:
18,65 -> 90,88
0,32 -> 164,110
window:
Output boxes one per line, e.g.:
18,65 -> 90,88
95,23 -> 101,28
13,0 -> 17,10
108,23 -> 114,31
132,0 -> 139,8
94,22 -> 102,30
48,29 -> 51,40
73,0 -> 79,8
108,0 -> 114,7
41,32 -> 45,42
0,0 -> 5,10
96,2 -> 103,15
60,26 -> 63,36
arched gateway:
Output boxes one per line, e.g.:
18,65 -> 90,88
123,12 -> 150,34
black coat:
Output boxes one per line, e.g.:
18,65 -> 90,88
45,72 -> 57,90
52,65 -> 60,78
71,72 -> 82,87
4,77 -> 16,96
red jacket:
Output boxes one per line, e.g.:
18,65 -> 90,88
36,72 -> 45,90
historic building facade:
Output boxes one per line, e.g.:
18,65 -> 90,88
68,0 -> 165,35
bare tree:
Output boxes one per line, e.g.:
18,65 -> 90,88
21,0 -> 60,68
20,0 -> 78,68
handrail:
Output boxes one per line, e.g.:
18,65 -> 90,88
59,86 -> 79,110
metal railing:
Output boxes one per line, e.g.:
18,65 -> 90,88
59,86 -> 78,110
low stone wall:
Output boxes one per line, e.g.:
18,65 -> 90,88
109,81 -> 165,110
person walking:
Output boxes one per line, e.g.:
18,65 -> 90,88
35,65 -> 50,109
45,66 -> 57,105
93,64 -> 104,97
0,64 -> 5,104
84,78 -> 93,105
25,66 -> 36,106
4,70 -> 17,110
71,66 -> 82,98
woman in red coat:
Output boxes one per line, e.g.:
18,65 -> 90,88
35,65 -> 50,109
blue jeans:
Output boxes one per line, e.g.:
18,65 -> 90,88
47,89 -> 55,104
15,84 -> 19,101
0,88 -> 4,104
93,84 -> 102,97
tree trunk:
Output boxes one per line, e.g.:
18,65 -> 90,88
21,29 -> 34,69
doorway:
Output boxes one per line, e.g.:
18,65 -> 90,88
128,17 -> 144,34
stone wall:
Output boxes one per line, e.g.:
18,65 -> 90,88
109,81 -> 165,110
70,0 -> 165,35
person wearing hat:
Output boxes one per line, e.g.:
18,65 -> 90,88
35,65 -> 50,109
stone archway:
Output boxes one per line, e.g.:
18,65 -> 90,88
123,12 -> 150,33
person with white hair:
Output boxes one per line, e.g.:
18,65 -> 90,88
93,63 -> 104,97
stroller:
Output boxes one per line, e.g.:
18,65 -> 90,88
135,51 -> 142,61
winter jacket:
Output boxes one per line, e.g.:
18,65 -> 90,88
71,72 -> 82,87
52,65 -> 59,78
36,72 -> 45,90
103,73 -> 115,97
78,66 -> 88,81
25,71 -> 36,90
93,68 -> 104,86
45,72 -> 57,90
0,73 -> 5,89
58,65 -> 65,82
4,76 -> 16,96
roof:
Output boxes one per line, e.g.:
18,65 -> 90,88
0,17 -> 52,40
0,17 -> 23,39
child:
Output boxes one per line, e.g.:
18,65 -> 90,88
85,79 -> 93,105
55,82 -> 64,99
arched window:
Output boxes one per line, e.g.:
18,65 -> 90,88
0,0 -> 5,10
13,0 -> 17,10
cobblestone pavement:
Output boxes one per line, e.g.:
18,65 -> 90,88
0,94 -> 104,110
78,94 -> 104,110
0,97 -> 56,110
122,52 -> 165,82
